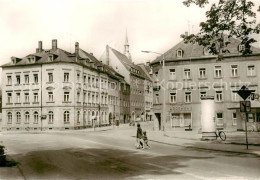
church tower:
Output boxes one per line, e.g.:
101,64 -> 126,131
124,31 -> 132,61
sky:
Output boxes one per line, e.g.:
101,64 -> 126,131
0,0 -> 260,69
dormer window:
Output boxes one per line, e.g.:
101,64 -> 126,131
48,55 -> 54,62
28,57 -> 35,63
177,50 -> 183,58
238,45 -> 245,52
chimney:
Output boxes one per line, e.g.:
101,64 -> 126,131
90,53 -> 93,56
52,39 -> 57,50
36,48 -> 39,53
75,42 -> 79,56
38,41 -> 42,52
185,32 -> 188,36
106,45 -> 109,65
146,61 -> 150,66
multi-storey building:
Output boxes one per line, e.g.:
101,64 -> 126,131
138,63 -> 153,121
1,40 -> 127,131
100,35 -> 153,122
150,36 -> 260,131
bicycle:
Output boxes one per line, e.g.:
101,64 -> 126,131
215,129 -> 226,141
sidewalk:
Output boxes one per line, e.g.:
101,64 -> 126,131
137,122 -> 260,156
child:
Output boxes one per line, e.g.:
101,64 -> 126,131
142,131 -> 150,149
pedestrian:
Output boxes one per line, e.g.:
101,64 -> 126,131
142,131 -> 150,149
136,123 -> 143,149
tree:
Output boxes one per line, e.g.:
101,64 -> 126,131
181,0 -> 260,60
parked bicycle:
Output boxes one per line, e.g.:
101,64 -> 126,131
215,129 -> 226,141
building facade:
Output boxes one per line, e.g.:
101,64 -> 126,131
1,40 -> 128,131
100,34 -> 153,122
150,37 -> 260,131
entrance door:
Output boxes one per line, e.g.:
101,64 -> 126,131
155,113 -> 161,130
172,114 -> 180,127
180,114 -> 184,127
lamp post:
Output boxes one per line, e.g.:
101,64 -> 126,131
141,51 -> 166,132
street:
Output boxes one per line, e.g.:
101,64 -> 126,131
1,126 -> 260,180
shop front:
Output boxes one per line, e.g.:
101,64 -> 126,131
229,101 -> 260,131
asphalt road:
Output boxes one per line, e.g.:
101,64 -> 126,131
1,128 -> 260,180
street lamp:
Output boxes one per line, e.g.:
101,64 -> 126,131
141,50 -> 166,132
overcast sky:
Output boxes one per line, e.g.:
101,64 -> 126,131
0,0 -> 259,68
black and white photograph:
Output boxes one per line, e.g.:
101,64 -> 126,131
0,0 -> 260,179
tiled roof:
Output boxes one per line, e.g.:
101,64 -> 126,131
1,45 -> 126,82
152,37 -> 260,64
1,48 -> 76,67
109,46 -> 150,80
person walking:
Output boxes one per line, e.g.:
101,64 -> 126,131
136,123 -> 143,149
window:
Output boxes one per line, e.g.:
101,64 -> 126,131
48,55 -> 53,62
84,75 -> 86,83
238,45 -> 245,52
16,75 -> 20,84
232,112 -> 237,126
199,68 -> 206,78
77,111 -> 80,123
16,112 -> 21,124
185,92 -> 191,103
170,93 -> 176,103
25,93 -> 29,103
200,91 -> 206,98
88,76 -> 91,85
64,92 -> 69,102
247,65 -> 255,76
49,111 -> 54,124
155,94 -> 159,104
96,95 -> 99,103
184,69 -> 191,79
77,73 -> 80,82
231,65 -> 238,77
16,93 -> 20,103
7,112 -> 12,123
215,66 -> 222,78
64,73 -> 69,82
232,92 -> 238,102
34,93 -> 38,102
24,75 -> 29,84
7,76 -> 12,85
64,111 -> 70,123
7,93 -> 12,103
216,113 -> 224,126
88,92 -> 91,103
33,74 -> 38,83
92,94 -> 95,103
177,50 -> 183,57
34,111 -> 38,123
169,69 -> 176,80
83,92 -> 86,103
77,92 -> 80,102
216,91 -> 223,102
48,92 -> 53,102
25,112 -> 30,124
48,73 -> 53,82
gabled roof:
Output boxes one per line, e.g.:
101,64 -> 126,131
109,46 -> 150,80
152,37 -> 260,64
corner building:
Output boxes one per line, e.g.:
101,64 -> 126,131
150,37 -> 260,131
1,40 -> 126,131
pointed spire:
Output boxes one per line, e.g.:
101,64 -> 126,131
125,30 -> 129,46
124,30 -> 132,61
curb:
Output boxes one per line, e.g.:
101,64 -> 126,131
145,137 -> 260,157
